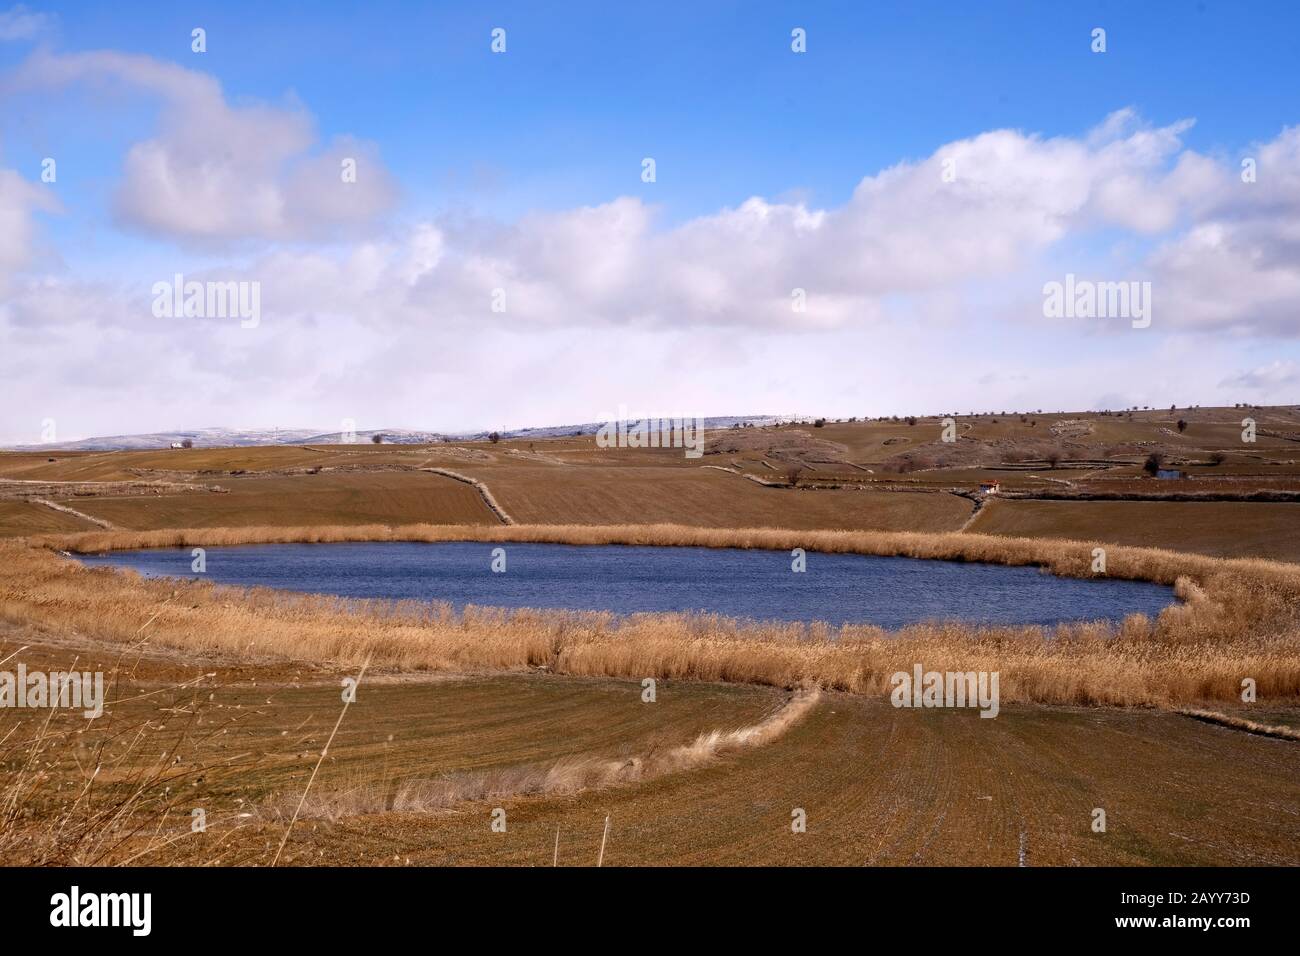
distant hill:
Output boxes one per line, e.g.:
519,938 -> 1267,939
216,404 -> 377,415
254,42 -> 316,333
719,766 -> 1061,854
7,426 -> 447,452
461,416 -> 779,441
6,417 -> 778,451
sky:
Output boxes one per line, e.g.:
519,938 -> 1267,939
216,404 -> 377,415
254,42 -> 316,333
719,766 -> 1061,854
1,0 -> 1298,443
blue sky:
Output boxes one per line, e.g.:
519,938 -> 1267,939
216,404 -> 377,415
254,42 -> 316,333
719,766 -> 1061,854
1,1 -> 1298,440
10,1 -> 1299,226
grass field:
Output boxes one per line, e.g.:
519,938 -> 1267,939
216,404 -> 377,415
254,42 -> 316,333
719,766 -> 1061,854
970,499 -> 1300,561
4,634 -> 1294,866
45,472 -> 498,531
2,408 -> 1297,866
441,463 -> 972,530
0,500 -> 97,534
4,407 -> 1297,551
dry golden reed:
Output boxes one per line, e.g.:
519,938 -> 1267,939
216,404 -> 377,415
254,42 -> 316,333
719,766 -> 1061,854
4,523 -> 1300,708
0,672 -> 254,865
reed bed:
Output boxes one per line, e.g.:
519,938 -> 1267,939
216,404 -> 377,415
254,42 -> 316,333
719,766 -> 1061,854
4,524 -> 1300,707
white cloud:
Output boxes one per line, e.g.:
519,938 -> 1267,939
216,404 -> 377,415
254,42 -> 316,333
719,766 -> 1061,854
0,168 -> 58,290
1145,126 -> 1300,336
5,50 -> 397,242
0,5 -> 49,41
1220,359 -> 1299,390
5,103 -> 1300,442
209,110 -> 1299,339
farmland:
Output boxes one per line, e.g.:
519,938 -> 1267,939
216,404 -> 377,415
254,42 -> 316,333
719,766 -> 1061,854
1,406 -> 1298,866
5,628 -> 1296,867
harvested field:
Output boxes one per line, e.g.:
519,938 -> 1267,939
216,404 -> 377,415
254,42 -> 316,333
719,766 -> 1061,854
3,411 -> 1298,870
126,678 -> 1300,867
434,464 -> 971,531
44,472 -> 498,531
4,628 -> 1294,868
0,626 -> 784,865
0,500 -> 98,535
970,499 -> 1300,562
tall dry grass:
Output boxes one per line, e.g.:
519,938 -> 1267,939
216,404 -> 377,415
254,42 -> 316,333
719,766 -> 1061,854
4,523 -> 1300,707
0,668 -> 255,865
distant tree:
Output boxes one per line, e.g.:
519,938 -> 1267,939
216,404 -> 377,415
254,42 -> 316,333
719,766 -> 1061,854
1045,449 -> 1062,469
1176,419 -> 1188,433
905,416 -> 918,426
488,432 -> 501,443
813,418 -> 826,428
1143,452 -> 1165,476
371,433 -> 385,444
786,466 -> 805,487
181,438 -> 193,449
1209,451 -> 1226,465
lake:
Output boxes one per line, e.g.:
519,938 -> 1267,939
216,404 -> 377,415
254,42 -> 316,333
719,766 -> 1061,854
75,541 -> 1177,629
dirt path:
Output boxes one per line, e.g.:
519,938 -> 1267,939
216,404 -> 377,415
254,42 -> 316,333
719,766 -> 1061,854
954,491 -> 984,531
31,498 -> 116,529
420,467 -> 515,524
701,464 -> 787,487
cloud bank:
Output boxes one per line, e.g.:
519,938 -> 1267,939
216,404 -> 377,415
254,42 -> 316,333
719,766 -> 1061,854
1,45 -> 1297,442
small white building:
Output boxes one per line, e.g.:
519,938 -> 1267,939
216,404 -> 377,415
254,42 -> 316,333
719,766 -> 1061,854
978,481 -> 1001,494
169,442 -> 184,449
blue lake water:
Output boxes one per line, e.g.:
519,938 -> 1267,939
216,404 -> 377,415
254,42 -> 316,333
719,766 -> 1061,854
76,541 -> 1177,629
